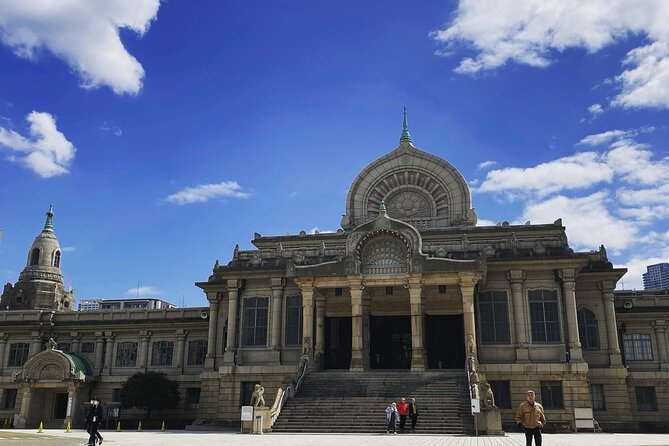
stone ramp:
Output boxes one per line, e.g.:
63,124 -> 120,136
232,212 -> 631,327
272,370 -> 474,434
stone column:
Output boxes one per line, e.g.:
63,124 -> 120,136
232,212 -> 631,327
70,333 -> 81,354
600,281 -> 623,366
300,280 -> 315,360
560,269 -> 583,362
409,278 -> 426,371
206,291 -> 222,368
103,332 -> 115,375
0,333 -> 7,374
138,331 -> 151,369
362,292 -> 371,370
315,295 -> 326,364
29,332 -> 42,357
508,270 -> 530,362
94,332 -> 105,374
459,274 -> 479,362
270,278 -> 285,350
652,320 -> 668,370
16,386 -> 31,428
224,281 -> 240,365
349,279 -> 364,371
175,330 -> 188,370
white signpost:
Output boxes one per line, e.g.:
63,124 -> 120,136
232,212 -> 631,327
241,406 -> 254,434
66,397 -> 73,417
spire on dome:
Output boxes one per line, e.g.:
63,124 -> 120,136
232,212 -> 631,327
379,200 -> 387,214
399,106 -> 412,143
43,204 -> 54,232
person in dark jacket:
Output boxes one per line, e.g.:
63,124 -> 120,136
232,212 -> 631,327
85,397 -> 104,446
408,397 -> 419,432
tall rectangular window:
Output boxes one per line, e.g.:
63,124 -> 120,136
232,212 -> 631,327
529,290 -> 561,343
242,297 -> 268,347
284,296 -> 303,347
81,342 -> 95,354
151,340 -> 174,366
477,291 -> 510,344
115,341 -> 138,367
623,333 -> 653,361
540,381 -> 564,409
489,381 -> 511,409
3,389 -> 17,409
186,388 -> 201,409
7,343 -> 29,367
590,384 -> 605,410
635,387 -> 658,412
187,340 -> 207,365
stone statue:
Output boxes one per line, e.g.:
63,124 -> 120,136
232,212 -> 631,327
469,370 -> 480,400
481,382 -> 496,408
46,338 -> 58,350
250,384 -> 265,407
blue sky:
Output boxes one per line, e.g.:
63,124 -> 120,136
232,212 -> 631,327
1,0 -> 668,306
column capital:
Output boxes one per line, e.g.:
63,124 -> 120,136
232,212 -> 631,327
557,268 -> 577,282
104,331 -> 115,339
0,333 -> 7,342
176,329 -> 189,338
458,272 -> 481,287
507,269 -> 526,283
270,277 -> 286,290
226,279 -> 242,290
597,280 -> 617,292
206,292 -> 221,302
140,330 -> 152,339
652,320 -> 667,332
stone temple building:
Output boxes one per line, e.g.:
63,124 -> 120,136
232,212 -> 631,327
0,115 -> 667,433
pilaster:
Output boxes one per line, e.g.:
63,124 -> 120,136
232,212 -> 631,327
408,276 -> 426,372
349,277 -> 364,371
560,269 -> 583,362
223,280 -> 240,366
599,280 -> 623,366
507,270 -> 530,362
651,320 -> 668,370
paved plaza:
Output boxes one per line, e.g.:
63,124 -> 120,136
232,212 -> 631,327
2,430 -> 669,446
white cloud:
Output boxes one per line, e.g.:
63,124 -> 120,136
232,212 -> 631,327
476,152 -> 613,198
309,227 -> 336,234
476,218 -> 496,227
577,127 -> 654,147
0,111 -> 75,177
0,0 -> 161,95
433,0 -> 669,108
99,122 -> 122,137
165,181 -> 250,205
521,192 -> 638,252
477,160 -> 497,170
587,103 -> 604,117
125,285 -> 162,296
61,246 -> 76,252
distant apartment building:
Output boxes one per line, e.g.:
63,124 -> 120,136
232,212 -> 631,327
643,263 -> 669,290
77,299 -> 101,311
78,298 -> 176,311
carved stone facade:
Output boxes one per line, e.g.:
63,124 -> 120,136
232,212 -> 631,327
0,125 -> 667,433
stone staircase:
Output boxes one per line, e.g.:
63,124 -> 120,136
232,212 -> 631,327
272,369 -> 474,434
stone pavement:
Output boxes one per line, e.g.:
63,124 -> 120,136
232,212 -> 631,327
2,430 -> 669,446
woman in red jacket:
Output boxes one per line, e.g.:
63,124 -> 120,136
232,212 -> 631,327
397,398 -> 409,432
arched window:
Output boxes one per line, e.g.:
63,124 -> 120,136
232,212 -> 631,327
54,250 -> 61,268
577,308 -> 600,350
30,248 -> 40,265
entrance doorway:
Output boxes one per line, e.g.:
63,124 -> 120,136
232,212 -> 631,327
324,317 -> 352,369
370,316 -> 412,369
426,315 -> 464,369
53,393 -> 68,419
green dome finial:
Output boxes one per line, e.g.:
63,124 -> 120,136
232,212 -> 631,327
379,201 -> 387,214
400,106 -> 412,143
43,204 -> 54,231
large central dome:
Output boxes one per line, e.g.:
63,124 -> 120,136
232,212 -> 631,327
341,113 -> 477,230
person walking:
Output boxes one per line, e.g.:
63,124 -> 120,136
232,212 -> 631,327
515,390 -> 545,446
408,397 -> 419,432
85,397 -> 104,446
397,398 -> 408,432
385,402 -> 398,434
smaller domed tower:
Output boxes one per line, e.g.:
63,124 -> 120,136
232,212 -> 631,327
0,205 -> 75,311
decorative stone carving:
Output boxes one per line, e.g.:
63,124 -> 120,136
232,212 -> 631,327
251,384 -> 265,407
39,364 -> 64,380
386,190 -> 432,219
481,382 -> 496,408
360,235 -> 408,275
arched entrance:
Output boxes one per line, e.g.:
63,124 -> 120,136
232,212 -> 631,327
14,339 -> 92,429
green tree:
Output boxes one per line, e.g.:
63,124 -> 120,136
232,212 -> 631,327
120,371 -> 180,424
